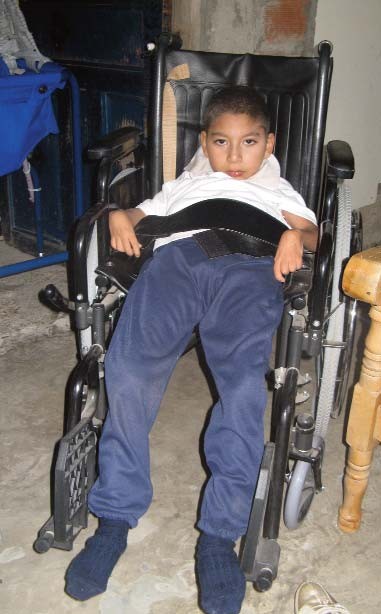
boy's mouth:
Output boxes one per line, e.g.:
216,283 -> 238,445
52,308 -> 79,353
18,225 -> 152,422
226,170 -> 244,178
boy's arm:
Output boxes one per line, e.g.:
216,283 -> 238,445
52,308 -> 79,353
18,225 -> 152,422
109,179 -> 174,257
273,211 -> 318,282
109,208 -> 146,257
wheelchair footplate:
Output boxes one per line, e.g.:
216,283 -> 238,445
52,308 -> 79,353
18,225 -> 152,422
34,417 -> 98,553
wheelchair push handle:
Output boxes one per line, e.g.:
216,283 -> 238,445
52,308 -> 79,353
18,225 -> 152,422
147,32 -> 182,54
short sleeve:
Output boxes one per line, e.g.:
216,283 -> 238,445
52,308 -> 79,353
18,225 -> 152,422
137,176 -> 180,217
279,179 -> 318,226
137,189 -> 167,217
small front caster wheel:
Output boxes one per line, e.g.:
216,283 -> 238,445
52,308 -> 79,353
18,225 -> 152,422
254,568 -> 273,592
284,459 -> 316,530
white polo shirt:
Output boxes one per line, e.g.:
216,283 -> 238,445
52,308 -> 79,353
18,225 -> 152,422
137,151 -> 317,250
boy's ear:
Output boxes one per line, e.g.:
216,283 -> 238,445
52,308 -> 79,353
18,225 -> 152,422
265,132 -> 275,158
200,131 -> 208,157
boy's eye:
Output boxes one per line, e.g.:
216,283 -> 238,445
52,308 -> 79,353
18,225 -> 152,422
214,139 -> 227,146
244,138 -> 257,145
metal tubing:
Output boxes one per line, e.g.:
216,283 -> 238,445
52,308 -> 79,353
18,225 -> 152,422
30,165 -> 44,255
150,42 -> 166,196
97,214 -> 110,270
264,367 -> 299,539
92,304 -> 106,349
0,252 -> 68,278
270,307 -> 293,441
66,71 -> 84,217
321,176 -> 337,225
69,202 -> 109,302
307,41 -> 332,213
65,345 -> 102,433
275,307 -> 293,369
70,221 -> 89,302
330,297 -> 358,419
286,326 -> 304,368
310,222 -> 334,326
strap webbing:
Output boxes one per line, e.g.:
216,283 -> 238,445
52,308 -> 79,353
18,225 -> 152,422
135,199 -> 287,247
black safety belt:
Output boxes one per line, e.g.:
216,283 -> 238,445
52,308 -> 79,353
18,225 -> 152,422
96,198 -> 309,294
134,198 -> 288,258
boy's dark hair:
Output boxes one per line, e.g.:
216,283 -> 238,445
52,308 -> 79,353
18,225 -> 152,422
202,86 -> 270,134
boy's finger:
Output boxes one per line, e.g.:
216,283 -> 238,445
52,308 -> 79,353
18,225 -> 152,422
130,236 -> 141,258
118,234 -> 133,256
273,262 -> 285,282
123,242 -> 134,256
127,241 -> 140,258
116,238 -> 125,253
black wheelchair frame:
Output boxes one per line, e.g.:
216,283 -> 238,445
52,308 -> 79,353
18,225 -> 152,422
35,34 -> 361,593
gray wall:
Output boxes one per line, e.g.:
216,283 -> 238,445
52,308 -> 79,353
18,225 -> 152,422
315,0 -> 381,214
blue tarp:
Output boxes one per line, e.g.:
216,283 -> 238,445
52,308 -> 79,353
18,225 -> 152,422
0,65 -> 66,176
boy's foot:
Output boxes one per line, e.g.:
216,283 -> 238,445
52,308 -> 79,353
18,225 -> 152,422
65,518 -> 129,601
295,581 -> 351,613
196,533 -> 246,614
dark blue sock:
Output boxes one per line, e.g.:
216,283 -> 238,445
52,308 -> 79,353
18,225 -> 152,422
196,533 -> 246,614
65,518 -> 129,601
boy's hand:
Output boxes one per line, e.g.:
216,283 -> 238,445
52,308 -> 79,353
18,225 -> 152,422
109,209 -> 143,257
273,229 -> 304,282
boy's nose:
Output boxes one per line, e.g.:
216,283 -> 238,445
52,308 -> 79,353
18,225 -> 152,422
228,146 -> 242,162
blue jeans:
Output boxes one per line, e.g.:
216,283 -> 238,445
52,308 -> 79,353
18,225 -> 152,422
88,238 -> 283,540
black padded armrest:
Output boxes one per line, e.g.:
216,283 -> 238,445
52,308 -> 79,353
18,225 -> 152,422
326,140 -> 354,179
87,127 -> 142,161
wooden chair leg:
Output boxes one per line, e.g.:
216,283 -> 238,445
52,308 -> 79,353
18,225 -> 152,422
338,305 -> 381,532
338,448 -> 374,532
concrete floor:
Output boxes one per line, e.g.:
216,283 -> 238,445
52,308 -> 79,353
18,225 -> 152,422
1,241 -> 380,614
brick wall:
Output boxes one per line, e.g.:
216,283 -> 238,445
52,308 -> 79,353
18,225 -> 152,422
172,0 -> 318,56
260,0 -> 316,55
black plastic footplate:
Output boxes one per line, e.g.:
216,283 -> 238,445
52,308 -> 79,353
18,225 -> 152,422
34,417 -> 98,553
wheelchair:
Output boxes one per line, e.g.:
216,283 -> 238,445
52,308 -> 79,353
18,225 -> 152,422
34,34 -> 362,593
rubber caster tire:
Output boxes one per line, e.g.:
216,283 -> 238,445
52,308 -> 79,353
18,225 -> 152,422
283,460 -> 315,530
254,568 -> 274,592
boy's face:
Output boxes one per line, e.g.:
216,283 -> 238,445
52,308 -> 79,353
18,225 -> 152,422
200,112 -> 274,180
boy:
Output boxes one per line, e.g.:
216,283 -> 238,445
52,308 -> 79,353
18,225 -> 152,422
65,87 -> 318,614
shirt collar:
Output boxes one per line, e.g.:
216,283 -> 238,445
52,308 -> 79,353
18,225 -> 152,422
184,146 -> 280,189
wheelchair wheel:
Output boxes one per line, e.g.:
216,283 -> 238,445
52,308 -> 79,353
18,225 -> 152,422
314,294 -> 358,422
283,460 -> 315,530
313,185 -> 362,438
320,209 -> 362,420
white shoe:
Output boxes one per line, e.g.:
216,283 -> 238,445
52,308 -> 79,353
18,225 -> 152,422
295,582 -> 351,613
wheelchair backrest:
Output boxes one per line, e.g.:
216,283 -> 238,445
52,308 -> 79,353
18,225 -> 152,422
150,42 -> 333,218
